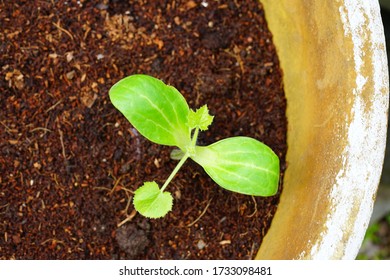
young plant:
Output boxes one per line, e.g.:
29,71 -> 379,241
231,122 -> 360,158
109,74 -> 280,218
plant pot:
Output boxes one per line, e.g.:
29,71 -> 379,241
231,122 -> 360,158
256,0 -> 389,259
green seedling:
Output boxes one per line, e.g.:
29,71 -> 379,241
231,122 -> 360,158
109,74 -> 280,218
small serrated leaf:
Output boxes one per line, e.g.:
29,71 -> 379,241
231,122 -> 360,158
133,181 -> 173,218
187,105 -> 214,131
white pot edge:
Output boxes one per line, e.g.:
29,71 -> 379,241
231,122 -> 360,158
307,0 -> 389,259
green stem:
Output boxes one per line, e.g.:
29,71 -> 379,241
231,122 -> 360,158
161,152 -> 189,192
161,127 -> 199,193
191,127 -> 199,147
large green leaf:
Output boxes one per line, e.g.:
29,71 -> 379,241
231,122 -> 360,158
191,137 -> 279,196
109,75 -> 191,149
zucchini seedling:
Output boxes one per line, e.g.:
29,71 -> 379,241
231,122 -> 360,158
109,74 -> 279,218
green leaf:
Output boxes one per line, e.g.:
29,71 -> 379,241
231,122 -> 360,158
187,105 -> 214,131
109,74 -> 191,150
191,137 -> 279,196
133,181 -> 173,218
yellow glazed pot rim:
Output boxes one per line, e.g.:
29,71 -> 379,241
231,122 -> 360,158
257,0 -> 389,259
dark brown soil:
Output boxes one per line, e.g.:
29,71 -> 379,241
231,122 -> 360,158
0,0 -> 287,259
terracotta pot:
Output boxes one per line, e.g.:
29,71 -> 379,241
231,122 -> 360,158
256,0 -> 389,259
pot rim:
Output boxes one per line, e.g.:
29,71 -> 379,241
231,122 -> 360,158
258,0 -> 389,259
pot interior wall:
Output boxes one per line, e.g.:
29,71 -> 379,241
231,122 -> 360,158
257,0 -> 389,259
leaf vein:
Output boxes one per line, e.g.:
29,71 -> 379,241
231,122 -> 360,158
207,160 -> 278,176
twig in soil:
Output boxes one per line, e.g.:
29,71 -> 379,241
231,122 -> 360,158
110,174 -> 125,195
186,198 -> 212,228
93,172 -> 137,227
117,209 -> 137,228
224,48 -> 245,74
45,99 -> 63,113
122,194 -> 133,214
0,121 -> 17,135
30,127 -> 53,134
52,21 -> 74,41
246,196 -> 258,218
52,174 -> 64,190
104,173 -> 134,196
93,186 -> 113,192
0,203 -> 10,209
0,203 -> 10,215
41,238 -> 64,245
30,127 -> 52,133
117,183 -> 137,227
248,242 -> 256,260
58,129 -> 66,160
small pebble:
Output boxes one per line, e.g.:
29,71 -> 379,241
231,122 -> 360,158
197,239 -> 206,250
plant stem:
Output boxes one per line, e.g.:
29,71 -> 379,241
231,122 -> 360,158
161,152 -> 189,192
191,127 -> 199,147
160,127 -> 199,193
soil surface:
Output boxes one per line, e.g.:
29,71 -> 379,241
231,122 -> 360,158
0,0 -> 287,259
